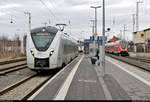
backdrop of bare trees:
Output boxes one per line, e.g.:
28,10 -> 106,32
0,35 -> 26,59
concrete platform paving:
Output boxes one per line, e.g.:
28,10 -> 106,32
29,55 -> 150,100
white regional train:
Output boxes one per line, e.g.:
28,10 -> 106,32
26,26 -> 78,71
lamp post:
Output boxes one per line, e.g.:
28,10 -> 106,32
102,0 -> 105,77
91,6 -> 101,56
90,20 -> 95,37
80,31 -> 85,42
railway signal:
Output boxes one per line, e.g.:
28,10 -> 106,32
10,20 -> 13,24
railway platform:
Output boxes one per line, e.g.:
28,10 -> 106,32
28,55 -> 150,100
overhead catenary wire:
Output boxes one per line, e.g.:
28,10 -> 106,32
46,0 -> 67,22
45,0 -> 74,34
39,0 -> 62,23
1,0 -> 58,25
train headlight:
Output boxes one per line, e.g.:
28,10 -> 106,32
50,49 -> 54,56
30,50 -> 34,56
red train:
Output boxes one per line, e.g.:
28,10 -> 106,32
105,40 -> 129,56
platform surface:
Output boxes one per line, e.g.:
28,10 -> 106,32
29,55 -> 150,100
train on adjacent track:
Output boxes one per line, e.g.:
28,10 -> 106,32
105,40 -> 129,56
26,26 -> 78,71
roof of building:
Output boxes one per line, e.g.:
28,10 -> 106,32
144,28 -> 150,32
108,36 -> 120,42
134,27 -> 150,33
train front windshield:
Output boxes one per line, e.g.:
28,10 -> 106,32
120,41 -> 127,50
31,32 -> 56,51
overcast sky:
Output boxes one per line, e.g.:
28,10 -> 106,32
0,0 -> 150,41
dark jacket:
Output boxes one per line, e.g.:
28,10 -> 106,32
95,50 -> 99,60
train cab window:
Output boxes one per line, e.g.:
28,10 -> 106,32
31,32 -> 56,51
120,41 -> 127,50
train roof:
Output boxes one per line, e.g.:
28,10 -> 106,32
31,26 -> 58,34
63,32 -> 78,43
105,40 -> 127,46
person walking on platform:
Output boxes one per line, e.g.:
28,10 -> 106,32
95,50 -> 100,66
95,50 -> 99,60
91,49 -> 100,65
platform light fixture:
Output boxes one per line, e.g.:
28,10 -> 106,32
90,5 -> 101,56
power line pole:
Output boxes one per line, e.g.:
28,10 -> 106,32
136,1 -> 143,31
24,12 -> 31,33
120,30 -> 122,40
123,24 -> 127,41
90,6 -> 101,56
43,22 -> 47,27
24,12 -> 31,54
90,20 -> 95,52
69,20 -> 71,35
90,20 -> 95,36
132,14 -> 135,33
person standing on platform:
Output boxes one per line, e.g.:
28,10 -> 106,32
95,50 -> 99,60
96,50 -> 100,66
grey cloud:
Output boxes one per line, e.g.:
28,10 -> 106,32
0,0 -> 150,41
63,0 -> 90,6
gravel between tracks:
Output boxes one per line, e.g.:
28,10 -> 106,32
0,68 -> 36,90
0,76 -> 50,100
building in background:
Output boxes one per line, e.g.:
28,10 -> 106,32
133,28 -> 150,53
0,35 -> 27,59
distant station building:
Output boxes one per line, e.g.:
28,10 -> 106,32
77,40 -> 84,53
84,39 -> 93,54
84,36 -> 103,55
133,28 -> 150,53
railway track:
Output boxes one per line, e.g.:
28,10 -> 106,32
0,74 -> 36,95
106,53 -> 150,72
22,75 -> 52,100
0,57 -> 26,65
0,57 -> 76,100
0,57 -> 50,100
0,58 -> 27,75
0,57 -> 59,100
0,72 -> 53,100
128,57 -> 150,63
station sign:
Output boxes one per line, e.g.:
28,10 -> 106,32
97,36 -> 107,41
84,36 -> 107,44
90,36 -> 95,41
128,43 -> 134,46
94,32 -> 98,36
84,39 -> 93,43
